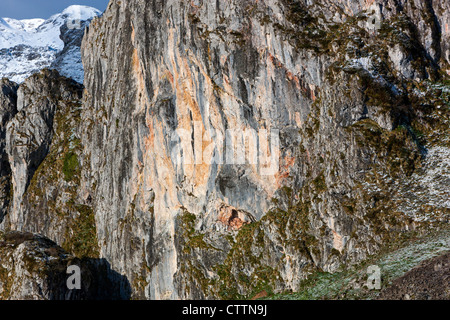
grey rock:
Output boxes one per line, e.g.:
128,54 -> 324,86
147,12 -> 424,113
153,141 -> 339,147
0,79 -> 18,223
50,20 -> 96,83
78,0 -> 450,299
0,0 -> 449,300
0,231 -> 131,300
4,69 -> 82,232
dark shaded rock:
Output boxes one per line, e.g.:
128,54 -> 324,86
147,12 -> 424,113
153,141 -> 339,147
0,231 -> 131,300
0,79 -> 18,223
378,251 -> 450,300
50,19 -> 95,83
3,69 -> 83,234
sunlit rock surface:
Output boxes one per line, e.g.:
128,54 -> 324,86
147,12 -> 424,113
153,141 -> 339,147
0,0 -> 449,300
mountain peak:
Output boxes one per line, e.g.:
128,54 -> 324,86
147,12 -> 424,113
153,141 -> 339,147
0,5 -> 101,83
61,5 -> 102,18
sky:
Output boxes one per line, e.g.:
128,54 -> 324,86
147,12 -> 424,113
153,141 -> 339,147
1,0 -> 110,19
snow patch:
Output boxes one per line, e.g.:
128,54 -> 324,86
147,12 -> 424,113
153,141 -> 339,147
0,5 -> 101,83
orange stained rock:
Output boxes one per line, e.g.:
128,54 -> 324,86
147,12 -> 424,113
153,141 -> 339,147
217,205 -> 251,231
295,112 -> 303,128
144,118 -> 155,149
131,23 -> 135,42
275,155 -> 296,189
332,230 -> 343,252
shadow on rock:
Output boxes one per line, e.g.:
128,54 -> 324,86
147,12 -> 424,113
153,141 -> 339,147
46,257 -> 132,300
0,231 -> 131,300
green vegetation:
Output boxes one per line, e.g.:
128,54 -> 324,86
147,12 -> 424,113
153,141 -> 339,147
351,119 -> 421,177
312,171 -> 327,193
0,265 -> 13,299
24,94 -> 100,260
264,227 -> 450,300
212,186 -> 320,300
179,211 -> 219,253
63,151 -> 79,182
63,205 -> 100,258
176,211 -> 221,297
214,228 -> 281,300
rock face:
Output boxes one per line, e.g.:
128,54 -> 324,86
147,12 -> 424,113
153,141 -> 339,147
78,0 -> 450,299
0,69 -> 105,261
50,20 -> 95,83
0,79 -> 18,223
0,0 -> 449,300
0,70 -> 131,299
0,231 -> 130,300
5,70 -> 81,234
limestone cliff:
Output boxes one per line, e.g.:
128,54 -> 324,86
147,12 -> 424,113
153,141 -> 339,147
0,79 -> 17,223
0,0 -> 449,300
78,0 -> 450,299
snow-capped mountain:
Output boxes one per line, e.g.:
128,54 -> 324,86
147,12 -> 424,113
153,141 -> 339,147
2,18 -> 45,32
0,5 -> 101,83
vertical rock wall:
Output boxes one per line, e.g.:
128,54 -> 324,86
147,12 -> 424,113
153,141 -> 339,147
0,0 -> 448,300
80,0 -> 450,299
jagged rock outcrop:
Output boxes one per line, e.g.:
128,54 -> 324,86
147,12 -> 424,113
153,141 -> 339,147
0,69 -> 102,262
0,231 -> 130,300
50,20 -> 96,83
0,79 -> 18,222
78,0 -> 449,299
4,70 -> 81,234
0,70 -> 131,300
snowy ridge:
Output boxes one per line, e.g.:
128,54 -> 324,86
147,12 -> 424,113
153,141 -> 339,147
3,18 -> 45,32
0,5 -> 101,83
